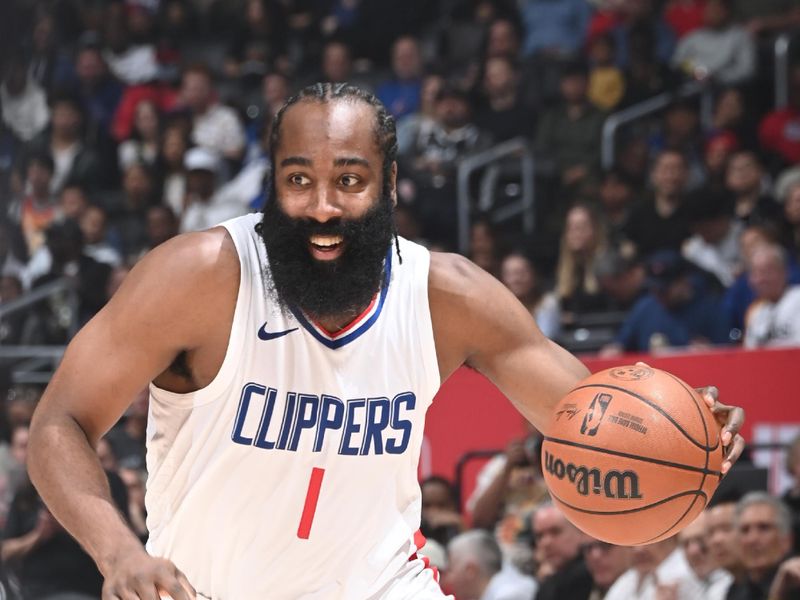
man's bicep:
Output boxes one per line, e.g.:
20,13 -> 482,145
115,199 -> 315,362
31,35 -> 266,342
39,300 -> 183,444
458,267 -> 589,430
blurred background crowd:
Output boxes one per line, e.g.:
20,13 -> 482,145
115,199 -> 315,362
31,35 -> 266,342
1,0 -> 800,597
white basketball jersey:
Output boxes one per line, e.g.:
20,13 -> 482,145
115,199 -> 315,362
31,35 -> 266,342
144,213 -> 443,599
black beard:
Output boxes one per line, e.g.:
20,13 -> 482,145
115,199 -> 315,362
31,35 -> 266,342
259,195 -> 394,320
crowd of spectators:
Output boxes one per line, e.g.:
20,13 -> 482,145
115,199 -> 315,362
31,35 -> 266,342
1,0 -> 800,597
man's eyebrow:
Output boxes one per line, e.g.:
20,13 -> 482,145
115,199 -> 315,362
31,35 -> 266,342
334,157 -> 371,168
280,156 -> 313,167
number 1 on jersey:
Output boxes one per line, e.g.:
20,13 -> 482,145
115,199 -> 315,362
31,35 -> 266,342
297,467 -> 325,539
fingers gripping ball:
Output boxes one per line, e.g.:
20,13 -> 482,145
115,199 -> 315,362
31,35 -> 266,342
541,365 -> 723,546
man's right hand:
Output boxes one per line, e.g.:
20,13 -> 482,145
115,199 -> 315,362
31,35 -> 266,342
102,552 -> 196,600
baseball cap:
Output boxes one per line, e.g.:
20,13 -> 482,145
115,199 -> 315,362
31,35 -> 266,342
184,147 -> 220,173
645,250 -> 690,292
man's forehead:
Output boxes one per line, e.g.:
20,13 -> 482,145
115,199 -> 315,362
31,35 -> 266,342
276,100 -> 379,161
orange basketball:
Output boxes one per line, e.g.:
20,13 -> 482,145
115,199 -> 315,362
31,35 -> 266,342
541,365 -> 723,546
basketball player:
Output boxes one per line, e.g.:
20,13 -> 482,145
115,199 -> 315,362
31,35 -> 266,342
26,84 -> 745,599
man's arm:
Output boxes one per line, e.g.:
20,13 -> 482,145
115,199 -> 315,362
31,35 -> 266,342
430,253 -> 589,432
28,228 -> 238,598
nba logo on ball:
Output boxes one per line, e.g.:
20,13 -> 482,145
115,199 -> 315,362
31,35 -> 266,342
542,366 -> 723,546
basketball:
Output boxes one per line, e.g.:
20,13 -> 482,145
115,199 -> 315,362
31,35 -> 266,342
541,365 -> 723,546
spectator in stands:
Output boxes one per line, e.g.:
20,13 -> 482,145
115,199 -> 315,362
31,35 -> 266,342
58,183 -> 90,222
400,86 -> 489,245
781,434 -> 800,555
710,87 -> 758,151
445,530 -> 537,600
598,169 -> 636,243
703,131 -> 739,193
726,492 -> 793,600
581,539 -> 633,600
420,476 -> 464,547
607,0 -> 677,70
1,465 -> 127,598
678,511 -> 734,599
593,247 -> 647,311
23,90 -> 101,194
9,152 -> 58,257
601,249 -> 729,354
759,65 -> 800,170
1,53 -> 49,143
317,40 -> 372,92
485,18 -> 523,63
180,147 -> 247,233
79,204 -> 123,268
682,188 -> 743,287
500,252 -> 560,338
587,33 -> 625,112
781,180 -> 800,261
226,0 -> 288,81
376,36 -> 424,120
475,56 -> 536,143
672,0 -> 755,85
605,535 -> 704,599
260,72 -> 291,120
649,101 -> 705,189
71,42 -> 124,137
536,62 -> 605,190
105,162 -> 157,261
0,218 -> 27,286
624,150 -> 691,257
468,428 -> 548,531
469,218 -> 501,275
725,151 -> 781,226
620,24 -> 674,107
707,500 -> 745,583
158,124 -> 190,216
555,203 -> 610,326
520,0 -> 591,59
179,64 -> 245,162
33,219 -> 111,330
743,244 -> 800,348
102,4 -> 159,85
396,73 -> 443,155
142,204 -> 179,256
533,503 -> 592,600
118,99 -> 162,170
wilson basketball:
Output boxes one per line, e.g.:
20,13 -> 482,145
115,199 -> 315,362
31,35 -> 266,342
541,365 -> 723,546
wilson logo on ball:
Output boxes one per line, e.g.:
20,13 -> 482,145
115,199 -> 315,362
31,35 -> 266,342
544,451 -> 643,499
580,392 -> 612,436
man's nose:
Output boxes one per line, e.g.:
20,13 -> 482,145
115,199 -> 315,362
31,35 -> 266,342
306,185 -> 343,223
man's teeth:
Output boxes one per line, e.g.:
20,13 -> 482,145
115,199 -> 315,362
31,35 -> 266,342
310,235 -> 343,247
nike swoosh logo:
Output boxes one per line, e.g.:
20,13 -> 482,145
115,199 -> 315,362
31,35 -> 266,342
257,322 -> 298,341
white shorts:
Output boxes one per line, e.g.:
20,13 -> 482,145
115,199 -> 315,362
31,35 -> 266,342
373,555 -> 451,600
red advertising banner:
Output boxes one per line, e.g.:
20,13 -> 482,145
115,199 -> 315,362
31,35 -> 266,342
422,348 -> 800,504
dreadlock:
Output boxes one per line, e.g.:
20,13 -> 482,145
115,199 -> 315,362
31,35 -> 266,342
268,82 -> 402,262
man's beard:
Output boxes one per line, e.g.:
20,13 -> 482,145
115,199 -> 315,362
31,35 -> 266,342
259,194 -> 394,321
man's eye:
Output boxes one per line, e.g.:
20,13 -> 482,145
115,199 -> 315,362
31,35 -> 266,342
340,174 -> 359,187
289,174 -> 310,186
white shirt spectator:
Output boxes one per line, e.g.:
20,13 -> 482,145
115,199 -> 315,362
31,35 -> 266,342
744,286 -> 800,348
672,26 -> 755,85
697,568 -> 734,600
605,548 -> 704,600
481,562 -> 538,600
192,104 -> 246,159
1,77 -> 49,142
179,195 -> 247,233
682,220 -> 743,287
104,45 -> 159,85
